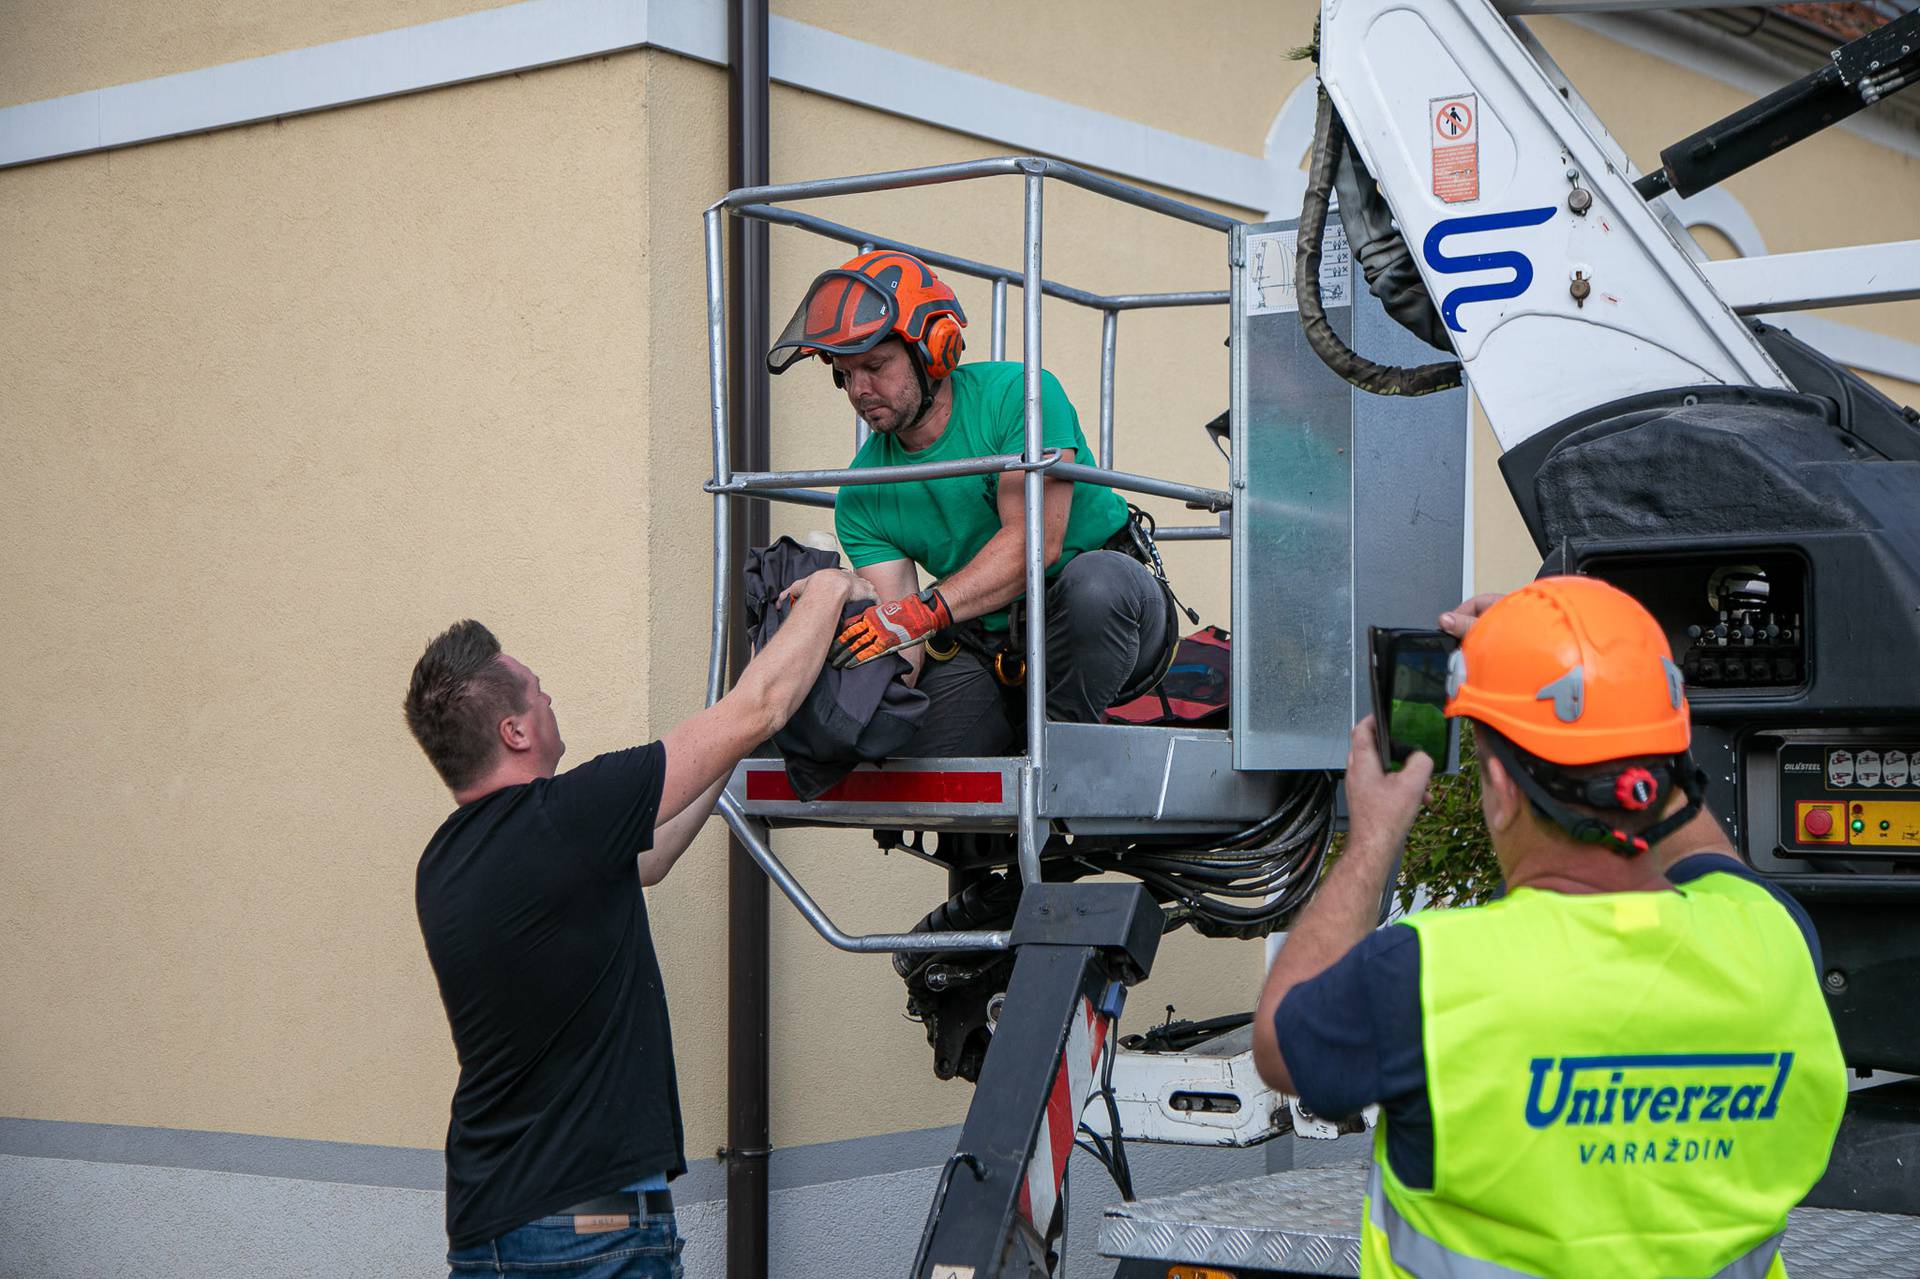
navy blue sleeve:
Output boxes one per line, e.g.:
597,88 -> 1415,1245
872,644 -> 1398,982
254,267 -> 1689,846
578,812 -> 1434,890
541,742 -> 668,879
1668,853 -> 1823,971
1274,924 -> 1427,1120
1274,923 -> 1436,1188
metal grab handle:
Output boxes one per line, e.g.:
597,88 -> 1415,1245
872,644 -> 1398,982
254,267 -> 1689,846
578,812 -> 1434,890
1047,460 -> 1232,513
704,207 -> 732,709
716,155 -> 1235,234
734,203 -> 1229,313
716,795 -> 1012,955
704,450 -> 1063,495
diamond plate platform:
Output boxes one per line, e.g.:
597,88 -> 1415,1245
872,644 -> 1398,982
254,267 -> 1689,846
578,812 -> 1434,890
1100,1166 -> 1364,1276
1099,1163 -> 1920,1277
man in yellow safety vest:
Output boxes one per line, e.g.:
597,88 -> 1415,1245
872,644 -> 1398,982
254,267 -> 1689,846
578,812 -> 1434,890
1253,577 -> 1846,1278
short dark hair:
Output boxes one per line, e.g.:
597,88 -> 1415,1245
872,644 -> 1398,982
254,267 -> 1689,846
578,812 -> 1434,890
404,620 -> 528,791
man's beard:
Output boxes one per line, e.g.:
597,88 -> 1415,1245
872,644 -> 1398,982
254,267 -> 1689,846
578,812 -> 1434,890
861,393 -> 920,435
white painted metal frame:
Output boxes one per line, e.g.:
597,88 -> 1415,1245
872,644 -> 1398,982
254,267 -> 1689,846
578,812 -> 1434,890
1262,76 -> 1920,387
1320,0 -> 1795,451
1088,1037 -> 1291,1149
1704,241 -> 1920,314
1493,0 -> 1855,12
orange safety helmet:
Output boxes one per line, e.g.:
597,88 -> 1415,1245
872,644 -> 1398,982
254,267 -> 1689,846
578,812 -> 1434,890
1444,576 -> 1700,855
1443,575 -> 1688,766
767,250 -> 967,381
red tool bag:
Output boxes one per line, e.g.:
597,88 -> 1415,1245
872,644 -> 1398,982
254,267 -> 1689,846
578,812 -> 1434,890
1105,626 -> 1230,726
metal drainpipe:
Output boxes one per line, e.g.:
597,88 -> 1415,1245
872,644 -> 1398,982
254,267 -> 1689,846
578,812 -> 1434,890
725,0 -> 771,1275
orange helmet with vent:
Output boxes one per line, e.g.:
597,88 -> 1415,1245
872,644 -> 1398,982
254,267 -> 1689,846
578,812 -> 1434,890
1444,576 -> 1701,856
1443,576 -> 1689,766
767,250 -> 967,380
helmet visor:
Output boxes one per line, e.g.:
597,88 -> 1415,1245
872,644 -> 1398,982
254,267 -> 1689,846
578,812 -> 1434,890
767,270 -> 898,374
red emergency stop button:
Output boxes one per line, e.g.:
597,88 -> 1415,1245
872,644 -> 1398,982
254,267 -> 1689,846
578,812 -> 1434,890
1798,802 -> 1844,844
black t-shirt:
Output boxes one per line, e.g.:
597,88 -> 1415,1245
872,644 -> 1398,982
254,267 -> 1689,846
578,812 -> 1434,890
416,743 -> 682,1248
1273,855 -> 1821,1191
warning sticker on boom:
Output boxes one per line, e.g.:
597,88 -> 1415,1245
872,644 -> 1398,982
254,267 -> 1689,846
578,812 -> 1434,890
1430,94 -> 1480,204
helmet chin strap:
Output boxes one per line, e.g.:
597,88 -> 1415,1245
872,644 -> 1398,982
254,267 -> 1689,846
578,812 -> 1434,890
901,347 -> 938,432
1479,730 -> 1708,858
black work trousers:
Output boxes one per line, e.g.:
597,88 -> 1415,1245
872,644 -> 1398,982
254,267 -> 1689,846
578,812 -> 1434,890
899,550 -> 1172,757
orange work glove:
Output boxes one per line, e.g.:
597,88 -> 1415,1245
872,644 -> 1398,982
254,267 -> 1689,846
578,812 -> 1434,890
829,587 -> 953,669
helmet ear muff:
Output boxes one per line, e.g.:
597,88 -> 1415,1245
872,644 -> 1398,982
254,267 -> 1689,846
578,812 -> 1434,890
919,314 -> 965,380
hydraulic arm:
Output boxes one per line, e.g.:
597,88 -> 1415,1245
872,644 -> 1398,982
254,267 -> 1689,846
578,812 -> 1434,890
1636,8 -> 1920,200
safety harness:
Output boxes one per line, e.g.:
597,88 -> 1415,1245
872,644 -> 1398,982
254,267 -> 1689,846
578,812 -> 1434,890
927,505 -> 1191,702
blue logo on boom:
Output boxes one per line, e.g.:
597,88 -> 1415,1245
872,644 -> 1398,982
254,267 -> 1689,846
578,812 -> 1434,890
1421,206 -> 1556,333
1524,1052 -> 1795,1129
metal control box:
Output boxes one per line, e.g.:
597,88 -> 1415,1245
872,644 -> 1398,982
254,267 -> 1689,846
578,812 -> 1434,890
1231,217 -> 1470,770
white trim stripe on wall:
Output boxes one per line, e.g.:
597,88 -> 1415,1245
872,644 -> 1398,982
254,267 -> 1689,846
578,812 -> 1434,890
0,0 -> 1273,211
1,0 -> 653,171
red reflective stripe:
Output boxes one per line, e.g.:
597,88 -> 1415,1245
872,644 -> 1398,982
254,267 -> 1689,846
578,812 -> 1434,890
1043,1058 -> 1076,1199
743,769 -> 1004,804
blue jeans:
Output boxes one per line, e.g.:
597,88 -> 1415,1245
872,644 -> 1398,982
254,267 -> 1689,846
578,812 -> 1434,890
447,1208 -> 684,1277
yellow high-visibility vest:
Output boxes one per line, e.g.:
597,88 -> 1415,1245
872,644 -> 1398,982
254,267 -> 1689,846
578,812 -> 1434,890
1361,871 -> 1846,1278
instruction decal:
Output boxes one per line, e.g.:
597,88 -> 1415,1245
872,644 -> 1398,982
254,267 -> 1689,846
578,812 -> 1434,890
1245,224 -> 1350,316
1430,93 -> 1480,204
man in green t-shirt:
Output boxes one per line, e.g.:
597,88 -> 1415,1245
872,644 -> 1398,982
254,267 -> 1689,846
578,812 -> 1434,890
768,249 -> 1173,756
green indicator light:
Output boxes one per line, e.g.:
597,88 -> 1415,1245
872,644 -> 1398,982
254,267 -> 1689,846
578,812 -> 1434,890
1882,821 -> 1892,832
1852,819 -> 1866,833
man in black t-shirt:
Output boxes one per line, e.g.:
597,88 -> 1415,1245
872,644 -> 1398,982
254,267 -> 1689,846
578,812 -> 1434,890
405,567 -> 865,1276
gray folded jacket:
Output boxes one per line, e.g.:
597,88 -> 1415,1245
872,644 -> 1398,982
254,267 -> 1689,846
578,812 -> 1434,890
743,537 -> 930,801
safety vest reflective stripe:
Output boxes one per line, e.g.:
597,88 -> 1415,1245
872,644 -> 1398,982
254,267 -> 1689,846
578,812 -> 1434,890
1366,1164 -> 1785,1279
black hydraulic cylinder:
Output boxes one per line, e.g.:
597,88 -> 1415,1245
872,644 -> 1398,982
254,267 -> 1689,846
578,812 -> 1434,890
913,884 -> 1161,1279
1634,7 -> 1920,202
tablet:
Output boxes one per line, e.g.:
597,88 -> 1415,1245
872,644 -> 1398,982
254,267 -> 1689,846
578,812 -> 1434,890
1367,627 -> 1461,773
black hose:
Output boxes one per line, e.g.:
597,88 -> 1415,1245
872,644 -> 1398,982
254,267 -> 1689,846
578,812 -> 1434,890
1298,89 -> 1463,397
1075,773 -> 1335,940
1047,766 -> 1335,940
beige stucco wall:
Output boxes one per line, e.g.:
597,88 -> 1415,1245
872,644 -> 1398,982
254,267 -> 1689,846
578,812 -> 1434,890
2,0 -> 1313,164
0,0 -> 521,108
778,0 -> 1310,160
0,37 -> 1271,1159
0,53 -> 652,1148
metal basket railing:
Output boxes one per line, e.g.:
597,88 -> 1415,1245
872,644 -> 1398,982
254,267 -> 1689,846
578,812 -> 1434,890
702,155 -> 1246,952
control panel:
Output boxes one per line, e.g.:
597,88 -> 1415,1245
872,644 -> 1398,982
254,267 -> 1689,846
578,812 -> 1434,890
1582,553 -> 1806,694
1778,742 -> 1920,855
